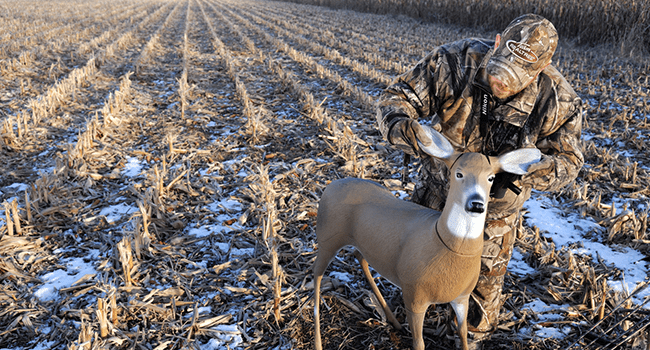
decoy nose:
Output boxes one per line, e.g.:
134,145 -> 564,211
466,194 -> 486,214
467,201 -> 485,213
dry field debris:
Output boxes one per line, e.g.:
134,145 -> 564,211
279,0 -> 650,56
0,0 -> 649,349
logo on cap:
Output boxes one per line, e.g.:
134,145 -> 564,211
506,40 -> 538,63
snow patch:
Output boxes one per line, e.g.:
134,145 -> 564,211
35,255 -> 98,301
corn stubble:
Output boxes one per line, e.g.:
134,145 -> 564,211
0,0 -> 649,349
279,0 -> 650,55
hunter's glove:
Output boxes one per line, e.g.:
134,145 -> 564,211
388,118 -> 426,156
520,154 -> 554,187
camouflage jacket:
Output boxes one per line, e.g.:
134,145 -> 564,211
377,38 -> 583,217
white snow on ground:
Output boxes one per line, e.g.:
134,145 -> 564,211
206,198 -> 243,212
523,191 -> 649,299
508,190 -> 650,339
34,251 -> 100,301
5,183 -> 29,192
98,202 -> 137,224
199,324 -> 243,350
122,156 -> 144,177
0,340 -> 56,350
187,221 -> 238,238
508,248 -> 537,276
329,271 -> 354,283
187,198 -> 244,238
0,183 -> 29,210
518,300 -> 573,339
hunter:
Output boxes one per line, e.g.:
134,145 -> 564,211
376,13 -> 583,349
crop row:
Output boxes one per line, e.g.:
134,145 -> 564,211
280,0 -> 650,54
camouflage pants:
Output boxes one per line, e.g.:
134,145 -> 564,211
466,213 -> 518,332
412,168 -> 520,334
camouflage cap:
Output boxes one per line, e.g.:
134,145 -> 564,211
486,14 -> 558,94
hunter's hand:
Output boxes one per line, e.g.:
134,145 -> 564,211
521,154 -> 554,185
390,119 -> 428,155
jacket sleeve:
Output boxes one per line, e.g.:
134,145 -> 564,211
522,92 -> 584,192
376,51 -> 447,152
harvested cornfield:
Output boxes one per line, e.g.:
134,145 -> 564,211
279,0 -> 650,54
0,0 -> 648,349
